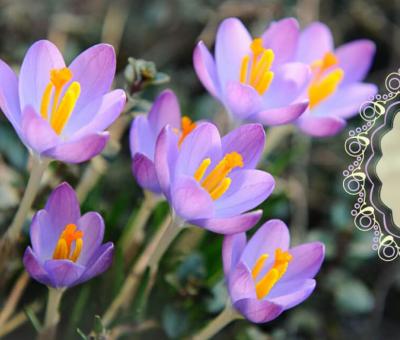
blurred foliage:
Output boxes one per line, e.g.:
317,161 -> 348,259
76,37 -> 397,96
0,0 -> 399,339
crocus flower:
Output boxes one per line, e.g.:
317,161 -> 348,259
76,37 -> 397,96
193,17 -> 311,126
292,21 -> 377,137
223,219 -> 324,323
23,182 -> 114,288
130,89 -> 197,193
154,122 -> 275,234
0,40 -> 126,163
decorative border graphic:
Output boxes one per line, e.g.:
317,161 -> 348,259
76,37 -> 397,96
343,70 -> 400,261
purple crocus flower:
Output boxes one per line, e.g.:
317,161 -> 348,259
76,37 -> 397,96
0,40 -> 126,163
193,17 -> 311,126
23,182 -> 114,288
130,89 -> 197,194
223,219 -> 324,323
292,22 -> 377,137
154,122 -> 275,234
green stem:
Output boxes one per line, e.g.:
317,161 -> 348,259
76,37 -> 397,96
102,214 -> 183,327
5,156 -> 50,241
192,304 -> 241,340
37,288 -> 64,340
120,191 -> 159,259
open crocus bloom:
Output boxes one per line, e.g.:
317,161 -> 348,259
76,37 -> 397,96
155,122 -> 275,234
193,17 -> 311,125
0,40 -> 126,163
23,183 -> 114,288
292,22 -> 377,137
223,219 -> 324,323
130,89 -> 197,194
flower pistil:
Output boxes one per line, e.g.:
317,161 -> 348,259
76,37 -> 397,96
40,67 -> 81,135
194,152 -> 243,200
308,52 -> 344,109
240,38 -> 275,95
252,248 -> 292,299
52,223 -> 84,262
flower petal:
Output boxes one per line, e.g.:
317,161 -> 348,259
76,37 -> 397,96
175,122 -> 222,178
65,89 -> 126,137
283,242 -> 325,282
221,123 -> 265,169
76,242 -> 114,284
224,81 -> 262,120
193,41 -> 220,97
154,126 -> 180,197
314,82 -> 377,119
228,261 -> 256,301
215,170 -> 275,217
263,62 -> 311,107
241,219 -> 290,269
254,101 -> 308,126
45,182 -> 80,231
268,279 -> 316,311
336,40 -> 375,85
296,113 -> 346,137
43,132 -> 109,163
131,153 -> 161,194
76,212 -> 105,266
262,18 -> 300,65
19,40 -> 65,113
233,298 -> 283,323
30,209 -> 56,259
20,106 -> 59,153
148,89 -> 181,134
191,210 -> 262,235
68,44 -> 116,112
130,115 -> 155,159
44,259 -> 85,288
216,17 -> 252,89
223,233 -> 247,276
0,59 -> 22,133
171,175 -> 214,221
23,247 -> 53,286
296,22 -> 334,63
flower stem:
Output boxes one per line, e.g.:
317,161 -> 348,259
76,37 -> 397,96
192,304 -> 241,340
119,191 -> 159,260
5,156 -> 50,242
37,288 -> 64,340
263,125 -> 294,159
102,214 -> 183,327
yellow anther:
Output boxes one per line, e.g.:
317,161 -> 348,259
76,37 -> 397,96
69,238 -> 83,262
40,67 -> 81,135
210,177 -> 231,200
201,152 -> 243,193
50,81 -> 81,134
240,38 -> 275,95
252,248 -> 292,300
52,223 -> 84,262
308,68 -> 344,109
240,55 -> 250,83
251,253 -> 269,279
193,152 -> 243,200
194,158 -> 211,182
40,83 -> 53,119
178,116 -> 197,146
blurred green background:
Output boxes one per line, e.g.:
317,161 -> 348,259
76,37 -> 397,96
0,0 -> 399,339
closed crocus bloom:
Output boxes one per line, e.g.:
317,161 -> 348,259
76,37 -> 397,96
193,17 -> 311,126
155,122 -> 275,234
293,22 -> 377,137
130,89 -> 197,193
23,183 -> 114,288
0,40 -> 126,163
223,219 -> 324,323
